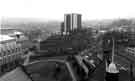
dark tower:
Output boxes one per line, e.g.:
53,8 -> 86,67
60,22 -> 64,35
64,13 -> 82,34
76,14 -> 82,30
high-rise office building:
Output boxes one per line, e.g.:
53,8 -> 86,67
64,13 -> 82,34
60,22 -> 64,35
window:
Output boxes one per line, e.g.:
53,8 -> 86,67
3,51 -> 6,56
7,50 -> 10,55
0,52 -> 2,57
0,49 -> 3,57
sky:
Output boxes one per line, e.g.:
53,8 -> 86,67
1,0 -> 135,21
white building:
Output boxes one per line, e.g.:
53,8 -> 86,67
0,35 -> 23,65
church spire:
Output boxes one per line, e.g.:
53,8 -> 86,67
112,38 -> 115,63
107,38 -> 119,73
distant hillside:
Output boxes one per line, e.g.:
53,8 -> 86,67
1,18 -> 135,33
83,18 -> 135,29
82,19 -> 113,28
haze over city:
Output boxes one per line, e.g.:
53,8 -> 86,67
0,0 -> 135,81
1,0 -> 135,21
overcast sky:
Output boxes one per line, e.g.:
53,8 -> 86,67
1,0 -> 135,21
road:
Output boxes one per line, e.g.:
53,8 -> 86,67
24,58 -> 77,81
86,60 -> 130,81
21,44 -> 133,81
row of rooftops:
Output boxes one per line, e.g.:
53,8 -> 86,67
0,28 -> 23,35
0,28 -> 25,43
0,29 -> 25,54
0,35 -> 15,43
0,35 -> 24,65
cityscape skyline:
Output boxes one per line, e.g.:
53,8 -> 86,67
0,0 -> 135,81
63,13 -> 82,34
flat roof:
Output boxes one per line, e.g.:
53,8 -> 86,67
0,35 -> 15,43
0,67 -> 32,81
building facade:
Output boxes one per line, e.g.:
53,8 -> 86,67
60,22 -> 65,35
0,35 -> 26,74
63,13 -> 82,34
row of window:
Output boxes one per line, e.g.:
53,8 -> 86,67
126,47 -> 135,55
0,47 -> 22,56
0,43 -> 24,65
0,53 -> 22,65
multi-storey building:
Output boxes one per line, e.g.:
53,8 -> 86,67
0,35 -> 26,73
60,22 -> 65,35
62,13 -> 82,34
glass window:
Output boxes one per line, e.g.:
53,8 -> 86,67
0,48 -> 3,57
15,47 -> 18,52
0,52 -> 2,57
7,50 -> 10,55
9,44 -> 14,54
3,51 -> 6,56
